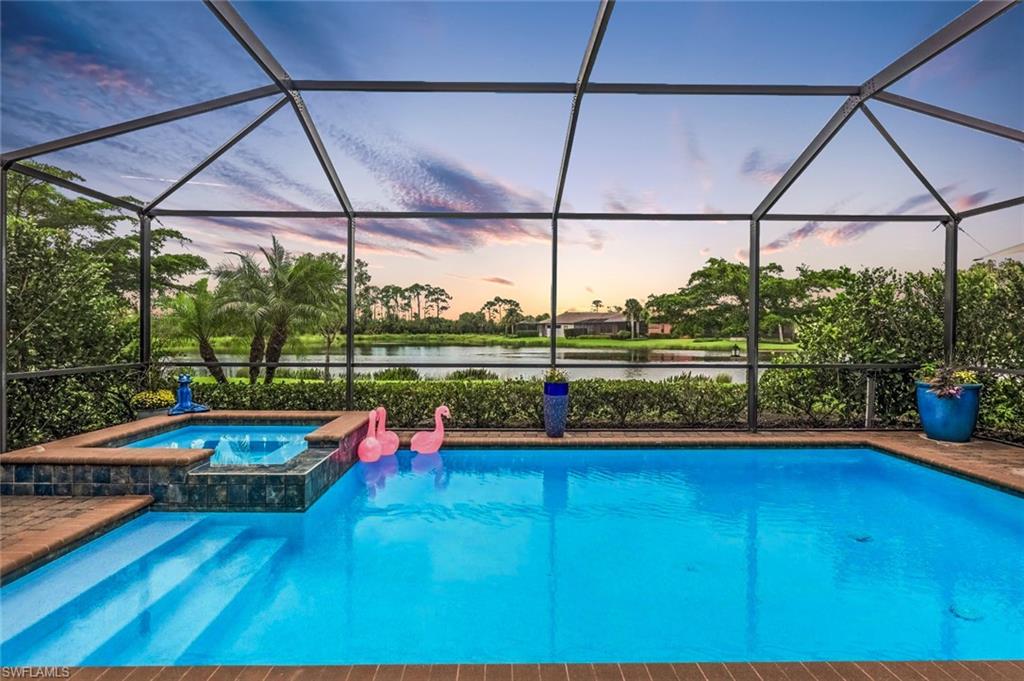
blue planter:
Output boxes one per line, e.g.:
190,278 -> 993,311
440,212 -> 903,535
543,382 -> 569,438
916,381 -> 981,443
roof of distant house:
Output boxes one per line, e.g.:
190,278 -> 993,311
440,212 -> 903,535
551,311 -> 631,324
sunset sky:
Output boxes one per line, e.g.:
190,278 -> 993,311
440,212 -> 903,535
2,0 -> 1021,316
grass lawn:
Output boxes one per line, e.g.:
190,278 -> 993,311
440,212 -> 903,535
165,333 -> 798,354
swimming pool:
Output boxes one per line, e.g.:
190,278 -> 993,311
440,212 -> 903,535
2,447 -> 1022,664
124,424 -> 316,465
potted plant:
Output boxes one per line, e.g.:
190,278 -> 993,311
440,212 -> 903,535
130,389 -> 176,420
915,363 -> 982,442
542,368 -> 570,438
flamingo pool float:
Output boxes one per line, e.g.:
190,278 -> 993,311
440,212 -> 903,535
411,405 -> 450,455
375,406 -> 399,456
357,409 -> 382,462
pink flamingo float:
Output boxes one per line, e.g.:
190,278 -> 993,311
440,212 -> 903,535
357,409 -> 382,462
375,406 -> 399,456
411,405 -> 450,455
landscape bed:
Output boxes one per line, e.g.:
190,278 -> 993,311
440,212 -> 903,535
1,445 -> 1021,665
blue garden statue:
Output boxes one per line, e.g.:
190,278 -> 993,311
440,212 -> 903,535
168,374 -> 210,415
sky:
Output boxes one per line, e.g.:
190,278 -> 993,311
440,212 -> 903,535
2,0 -> 1022,317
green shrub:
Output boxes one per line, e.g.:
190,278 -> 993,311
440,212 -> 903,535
614,330 -> 632,340
190,375 -> 746,429
7,369 -> 141,450
446,368 -> 500,381
130,389 -> 176,411
975,372 -> 1024,444
372,367 -> 421,381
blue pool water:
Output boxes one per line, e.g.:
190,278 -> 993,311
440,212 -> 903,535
1,447 -> 1022,665
124,425 -> 315,465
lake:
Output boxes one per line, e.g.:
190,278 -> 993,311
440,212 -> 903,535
170,344 -> 784,381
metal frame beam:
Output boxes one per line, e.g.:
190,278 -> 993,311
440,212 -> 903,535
0,86 -> 279,165
747,219 -> 760,432
552,0 -> 615,219
145,96 -> 289,212
7,363 -> 145,381
147,208 -> 952,222
204,0 -> 354,216
944,219 -> 960,365
9,163 -> 142,212
1,167 -> 7,452
752,96 -> 862,220
291,81 -> 860,96
203,1 -> 291,90
588,83 -> 859,96
139,214 -> 152,369
957,194 -> 1024,219
875,92 -> 1024,144
752,0 -> 1017,221
346,215 -> 356,409
860,104 -> 956,218
549,0 -> 615,367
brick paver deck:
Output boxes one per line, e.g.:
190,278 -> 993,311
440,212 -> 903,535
47,661 -> 1024,681
0,495 -> 152,582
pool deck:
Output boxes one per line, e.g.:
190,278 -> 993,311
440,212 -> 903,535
0,495 -> 152,583
47,661 -> 1024,680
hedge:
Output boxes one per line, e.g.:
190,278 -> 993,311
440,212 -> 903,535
193,376 -> 747,429
7,372 -> 1019,450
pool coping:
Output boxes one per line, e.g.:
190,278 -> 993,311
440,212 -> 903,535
0,411 -> 370,508
36,660 -> 1024,680
3,424 -> 1021,499
396,430 -> 1024,497
0,411 -> 367,466
0,495 -> 153,583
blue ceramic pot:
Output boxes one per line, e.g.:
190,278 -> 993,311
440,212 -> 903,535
916,381 -> 981,443
543,382 -> 569,438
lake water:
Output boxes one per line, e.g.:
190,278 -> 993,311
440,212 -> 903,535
171,344 -> 780,381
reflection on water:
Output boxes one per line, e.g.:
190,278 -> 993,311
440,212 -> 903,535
172,344 -> 783,381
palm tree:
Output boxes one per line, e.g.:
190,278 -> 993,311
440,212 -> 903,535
315,289 -> 347,382
215,251 -> 270,384
624,298 -> 645,339
591,299 -> 604,312
159,278 -> 228,383
500,300 -> 524,336
262,243 -> 343,383
218,237 -> 343,384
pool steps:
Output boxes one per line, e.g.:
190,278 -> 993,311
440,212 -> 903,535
84,535 -> 287,665
0,517 -> 201,641
4,523 -> 249,665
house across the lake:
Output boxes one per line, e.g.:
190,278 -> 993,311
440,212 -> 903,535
540,311 -> 647,338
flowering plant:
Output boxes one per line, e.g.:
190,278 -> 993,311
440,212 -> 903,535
917,363 -> 979,399
542,368 -> 568,383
